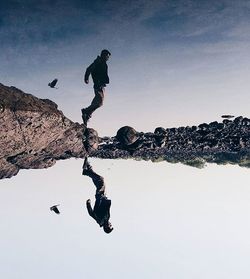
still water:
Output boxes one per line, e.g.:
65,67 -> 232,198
0,158 -> 249,279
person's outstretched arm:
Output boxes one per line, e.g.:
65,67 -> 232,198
84,63 -> 95,84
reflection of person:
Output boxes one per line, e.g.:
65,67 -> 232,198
81,49 -> 111,125
82,158 -> 113,233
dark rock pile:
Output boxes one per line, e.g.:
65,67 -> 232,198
94,118 -> 250,168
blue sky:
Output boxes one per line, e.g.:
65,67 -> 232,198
1,0 -> 250,135
1,0 -> 249,47
1,2 -> 250,278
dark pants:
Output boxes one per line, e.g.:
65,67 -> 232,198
85,86 -> 105,116
84,167 -> 105,196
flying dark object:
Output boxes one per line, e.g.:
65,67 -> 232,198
50,204 -> 60,214
221,115 -> 235,119
48,78 -> 58,89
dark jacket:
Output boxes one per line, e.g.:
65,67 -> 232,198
86,196 -> 111,227
84,56 -> 109,86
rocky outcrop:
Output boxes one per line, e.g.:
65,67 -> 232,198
1,83 -> 249,179
0,83 -> 90,179
95,119 -> 250,168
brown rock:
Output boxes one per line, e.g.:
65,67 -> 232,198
83,128 -> 99,154
0,83 -> 89,179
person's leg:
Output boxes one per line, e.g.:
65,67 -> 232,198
85,87 -> 105,116
81,87 -> 105,125
82,158 -> 105,195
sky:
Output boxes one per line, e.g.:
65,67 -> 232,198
1,159 -> 250,279
0,0 -> 250,136
1,1 -> 250,278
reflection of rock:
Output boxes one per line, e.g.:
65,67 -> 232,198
1,82 -> 250,178
0,83 -> 91,179
94,118 -> 250,168
154,127 -> 167,147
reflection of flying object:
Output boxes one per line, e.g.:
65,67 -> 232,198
221,115 -> 235,119
50,204 -> 60,214
48,78 -> 58,89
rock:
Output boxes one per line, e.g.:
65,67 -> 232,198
217,123 -> 224,130
197,129 -> 209,136
153,127 -> 167,147
41,98 -> 58,109
198,123 -> 209,130
222,119 -> 232,125
242,117 -> 250,126
209,121 -> 219,129
83,128 -> 99,154
116,126 -> 139,146
1,81 -> 249,174
96,116 -> 250,168
0,83 -> 91,179
0,101 -> 5,113
154,127 -> 166,135
177,126 -> 185,133
234,116 -> 243,125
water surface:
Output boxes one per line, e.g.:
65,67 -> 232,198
0,159 -> 249,279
